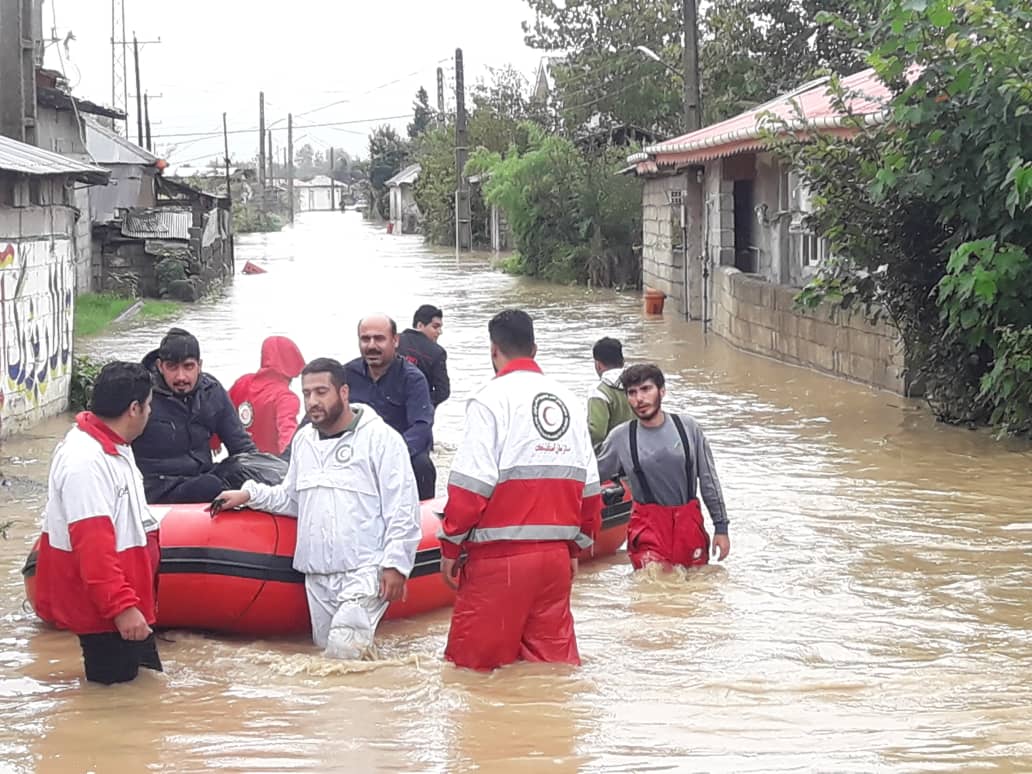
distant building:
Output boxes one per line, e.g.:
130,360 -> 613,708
294,174 -> 338,212
85,117 -> 162,222
385,164 -> 421,234
0,135 -> 108,436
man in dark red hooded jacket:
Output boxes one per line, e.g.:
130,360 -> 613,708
228,336 -> 306,456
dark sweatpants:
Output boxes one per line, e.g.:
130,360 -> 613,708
78,633 -> 162,685
411,452 -> 437,501
145,473 -> 227,505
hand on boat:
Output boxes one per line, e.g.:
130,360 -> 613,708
210,490 -> 250,516
114,606 -> 152,641
711,534 -> 731,562
379,568 -> 406,602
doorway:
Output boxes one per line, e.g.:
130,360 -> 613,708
733,180 -> 756,273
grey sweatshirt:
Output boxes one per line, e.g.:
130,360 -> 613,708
596,412 -> 729,534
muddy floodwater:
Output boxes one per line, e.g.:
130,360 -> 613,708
1,212 -> 1029,772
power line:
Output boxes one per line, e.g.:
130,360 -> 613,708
150,113 -> 411,140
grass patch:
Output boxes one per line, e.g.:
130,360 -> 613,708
74,293 -> 181,338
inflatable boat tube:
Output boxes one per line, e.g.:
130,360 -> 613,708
22,492 -> 631,636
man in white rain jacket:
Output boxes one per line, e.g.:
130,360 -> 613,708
215,357 -> 422,659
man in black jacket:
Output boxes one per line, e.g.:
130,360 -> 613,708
133,328 -> 256,504
398,304 -> 450,408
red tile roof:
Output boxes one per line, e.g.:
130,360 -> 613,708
631,68 -> 891,170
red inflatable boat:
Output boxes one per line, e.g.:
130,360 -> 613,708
22,494 -> 630,636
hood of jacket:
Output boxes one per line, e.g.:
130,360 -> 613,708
259,336 -> 305,381
599,368 -> 624,389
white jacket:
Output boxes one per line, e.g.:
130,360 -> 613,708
243,404 -> 421,577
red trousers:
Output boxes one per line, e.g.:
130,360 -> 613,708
627,499 -> 710,570
445,544 -> 579,671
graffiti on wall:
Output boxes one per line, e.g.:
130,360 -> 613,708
0,239 -> 75,422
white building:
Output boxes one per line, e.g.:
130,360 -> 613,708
385,164 -> 421,234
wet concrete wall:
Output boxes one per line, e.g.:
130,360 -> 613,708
711,265 -> 910,394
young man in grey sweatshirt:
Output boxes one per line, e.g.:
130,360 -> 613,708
596,363 -> 730,569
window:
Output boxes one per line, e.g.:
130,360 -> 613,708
668,189 -> 686,252
788,172 -> 830,268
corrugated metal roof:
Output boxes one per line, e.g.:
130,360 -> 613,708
85,118 -> 159,165
386,163 -> 421,187
0,134 -> 109,184
635,68 -> 892,170
121,208 -> 192,240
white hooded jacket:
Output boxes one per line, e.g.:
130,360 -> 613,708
243,404 -> 421,577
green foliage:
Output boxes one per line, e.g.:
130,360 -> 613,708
468,123 -> 642,286
232,201 -> 284,234
155,257 -> 188,296
69,354 -> 103,412
412,124 -> 458,245
523,0 -> 875,134
368,125 -> 410,219
408,87 -> 434,139
74,294 -> 137,337
779,0 -> 1032,432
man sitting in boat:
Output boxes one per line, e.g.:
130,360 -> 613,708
228,336 -> 306,456
345,315 -> 437,500
213,357 -> 422,660
133,328 -> 257,504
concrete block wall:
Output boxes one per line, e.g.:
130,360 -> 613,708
711,265 -> 909,394
641,174 -> 704,318
0,208 -> 77,437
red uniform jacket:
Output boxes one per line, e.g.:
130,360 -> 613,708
227,336 -> 305,455
35,413 -> 161,635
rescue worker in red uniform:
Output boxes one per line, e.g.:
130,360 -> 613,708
439,309 -> 602,671
35,361 -> 162,684
228,336 -> 306,456
597,363 -> 730,570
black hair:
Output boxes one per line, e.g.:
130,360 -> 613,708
413,304 -> 443,327
592,337 -> 624,368
621,363 -> 665,391
301,357 -> 349,390
158,327 -> 201,363
488,309 -> 535,357
357,316 -> 398,336
90,361 -> 153,419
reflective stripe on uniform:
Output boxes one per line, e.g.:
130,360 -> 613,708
447,470 -> 495,498
582,480 -> 601,497
437,528 -> 470,545
498,465 -> 588,484
466,524 -> 593,547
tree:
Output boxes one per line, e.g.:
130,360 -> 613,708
294,143 -> 314,177
408,87 -> 434,139
779,0 -> 1032,432
701,0 -> 875,123
367,125 -> 409,219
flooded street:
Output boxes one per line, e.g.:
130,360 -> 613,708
1,211 -> 1030,772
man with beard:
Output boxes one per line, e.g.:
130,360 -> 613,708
213,358 -> 421,659
133,328 -> 256,504
345,315 -> 436,499
596,364 -> 731,570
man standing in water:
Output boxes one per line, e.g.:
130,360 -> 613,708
399,304 -> 450,409
346,315 -> 436,499
36,362 -> 162,684
439,309 -> 601,671
597,364 -> 730,570
214,358 -> 421,659
587,336 -> 634,451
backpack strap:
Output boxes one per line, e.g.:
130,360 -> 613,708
670,414 -> 696,501
628,420 -> 657,504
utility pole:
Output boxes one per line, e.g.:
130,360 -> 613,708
268,130 -> 274,190
0,0 -> 39,144
222,112 -> 231,204
133,33 -> 143,146
144,93 -> 152,150
454,48 -> 471,250
111,0 -> 127,136
436,66 -> 445,123
258,92 -> 266,191
683,0 -> 702,132
329,146 -> 336,211
287,113 -> 294,224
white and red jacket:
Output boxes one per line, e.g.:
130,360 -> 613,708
35,413 -> 161,635
440,358 -> 602,560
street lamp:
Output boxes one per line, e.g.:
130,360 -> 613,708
635,46 -> 683,80
634,0 -> 702,132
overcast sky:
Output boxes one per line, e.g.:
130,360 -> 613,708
43,0 -> 546,168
